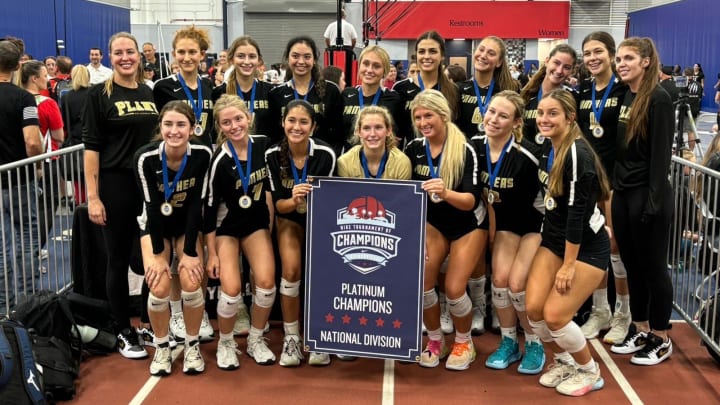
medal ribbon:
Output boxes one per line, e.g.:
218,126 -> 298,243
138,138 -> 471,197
161,144 -> 189,203
360,150 -> 388,179
236,79 -> 257,114
176,73 -> 204,126
424,140 -> 444,179
290,142 -> 311,185
226,139 -> 252,196
358,87 -> 382,108
485,137 -> 513,192
473,78 -> 496,117
417,75 -> 440,91
292,79 -> 314,101
547,148 -> 555,174
591,74 -> 615,126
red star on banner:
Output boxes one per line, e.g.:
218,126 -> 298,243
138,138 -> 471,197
325,313 -> 334,323
359,316 -> 368,326
392,319 -> 402,329
342,314 -> 352,324
375,317 -> 385,327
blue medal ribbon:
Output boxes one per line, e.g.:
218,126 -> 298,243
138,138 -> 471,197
176,73 -> 203,126
473,78 -> 496,117
236,79 -> 257,114
290,142 -> 311,185
537,87 -> 543,102
591,74 -> 615,126
226,139 -> 252,196
292,79 -> 314,101
358,87 -> 382,108
161,144 -> 189,203
485,137 -> 512,192
417,75 -> 440,91
424,140 -> 443,179
547,148 -> 555,173
360,150 -> 388,179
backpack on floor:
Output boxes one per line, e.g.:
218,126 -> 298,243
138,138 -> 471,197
10,291 -> 76,349
31,334 -> 78,401
0,319 -> 47,405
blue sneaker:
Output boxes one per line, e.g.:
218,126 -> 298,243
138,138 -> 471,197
518,341 -> 546,374
485,336 -> 522,369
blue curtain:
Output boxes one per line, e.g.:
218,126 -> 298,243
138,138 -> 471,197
0,0 -> 57,61
64,0 -> 130,65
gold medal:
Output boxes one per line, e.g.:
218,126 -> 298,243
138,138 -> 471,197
161,202 -> 173,216
239,195 -> 252,209
296,200 -> 307,214
544,196 -> 556,211
194,124 -> 203,136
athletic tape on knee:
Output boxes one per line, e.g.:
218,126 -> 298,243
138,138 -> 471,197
447,293 -> 472,317
147,293 -> 169,313
423,289 -> 438,310
254,286 -> 276,309
280,278 -> 300,298
528,318 -> 553,343
181,288 -> 204,309
491,285 -> 511,309
508,290 -> 526,313
217,291 -> 242,319
550,322 -> 586,354
610,254 -> 627,279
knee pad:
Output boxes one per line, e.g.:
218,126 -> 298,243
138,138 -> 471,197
423,289 -> 438,310
254,286 -> 276,309
528,318 -> 553,343
550,322 -> 587,354
610,254 -> 627,279
147,293 -> 169,313
491,285 -> 511,309
217,291 -> 242,319
181,288 -> 204,309
447,293 -> 472,317
280,278 -> 300,298
508,290 -> 526,313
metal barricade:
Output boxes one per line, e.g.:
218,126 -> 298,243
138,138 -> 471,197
0,144 -> 84,315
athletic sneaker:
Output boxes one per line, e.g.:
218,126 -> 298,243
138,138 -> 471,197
233,304 -> 251,336
445,341 -> 476,371
518,341 -> 546,374
471,306 -> 485,336
440,304 -> 454,334
169,312 -> 186,343
556,366 -> 604,397
247,335 -> 276,365
611,323 -> 648,354
580,306 -> 612,339
216,339 -> 240,370
183,340 -> 205,374
485,336 -> 522,369
603,311 -> 632,344
117,328 -> 148,359
149,342 -> 172,376
264,322 -> 270,334
336,354 -> 357,361
630,333 -> 672,365
135,326 -> 178,349
308,352 -> 331,366
419,339 -> 449,368
279,334 -> 303,367
539,360 -> 576,388
199,311 -> 215,342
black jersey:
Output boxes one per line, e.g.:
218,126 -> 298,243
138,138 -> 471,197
211,79 -> 274,138
267,80 -> 344,150
265,137 -> 337,224
456,79 -> 515,139
539,139 -> 605,246
576,77 -> 628,178
341,86 -> 409,144
522,85 -> 577,146
134,141 -> 212,256
204,135 -> 273,233
153,74 -> 215,147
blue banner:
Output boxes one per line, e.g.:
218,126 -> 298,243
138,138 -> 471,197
304,177 -> 427,361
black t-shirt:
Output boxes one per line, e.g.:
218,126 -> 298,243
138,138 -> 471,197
60,87 -> 89,147
0,83 -> 39,187
211,79 -> 275,138
341,86 -> 408,144
153,74 -> 215,147
658,78 -> 679,106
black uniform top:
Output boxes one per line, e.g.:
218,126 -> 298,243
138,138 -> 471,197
404,137 -> 481,226
471,135 -> 542,222
576,77 -> 628,178
0,83 -> 39,164
83,82 -> 158,170
340,86 -> 408,144
211,79 -> 275,138
204,135 -> 273,233
613,86 -> 674,220
393,78 -> 450,142
456,78 -> 515,139
522,85 -> 577,147
153,74 -> 215,147
267,80 -> 344,150
539,139 -> 605,245
134,141 -> 212,256
265,137 -> 337,224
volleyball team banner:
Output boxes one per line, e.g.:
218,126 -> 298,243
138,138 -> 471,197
304,177 -> 427,361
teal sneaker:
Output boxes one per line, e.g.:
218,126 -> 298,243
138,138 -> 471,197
518,341 -> 546,374
485,336 -> 522,369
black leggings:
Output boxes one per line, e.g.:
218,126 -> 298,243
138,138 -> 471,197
99,170 -> 141,333
612,185 -> 673,331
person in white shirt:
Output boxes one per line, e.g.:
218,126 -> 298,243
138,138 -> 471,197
87,47 -> 113,85
323,9 -> 357,48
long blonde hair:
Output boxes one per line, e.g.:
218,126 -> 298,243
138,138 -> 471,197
103,32 -> 143,97
213,94 -> 252,145
351,105 -> 397,150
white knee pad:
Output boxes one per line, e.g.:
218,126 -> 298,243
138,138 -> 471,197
447,293 -> 472,317
610,254 -> 627,279
280,278 -> 300,298
423,289 -> 438,310
491,285 -> 511,309
550,322 -> 587,354
528,318 -> 553,343
217,291 -> 242,319
508,290 -> 526,313
147,293 -> 169,313
254,286 -> 276,309
181,288 -> 204,309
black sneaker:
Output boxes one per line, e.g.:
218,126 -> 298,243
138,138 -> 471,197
611,323 -> 647,355
117,328 -> 149,359
136,326 -> 178,349
631,333 -> 672,365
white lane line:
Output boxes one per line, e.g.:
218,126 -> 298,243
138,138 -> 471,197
590,338 -> 644,405
382,359 -> 395,405
129,346 -> 184,405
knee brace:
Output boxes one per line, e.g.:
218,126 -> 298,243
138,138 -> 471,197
254,286 -> 276,309
280,278 -> 300,298
147,293 -> 169,313
528,318 -> 554,343
423,289 -> 438,310
508,290 -> 526,313
550,322 -> 587,354
491,285 -> 511,309
447,293 -> 472,317
181,288 -> 204,309
610,254 -> 627,279
217,291 -> 242,319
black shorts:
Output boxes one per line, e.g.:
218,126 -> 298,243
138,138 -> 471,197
216,203 -> 271,239
497,210 -> 543,236
138,214 -> 185,241
429,217 -> 478,241
541,228 -> 610,270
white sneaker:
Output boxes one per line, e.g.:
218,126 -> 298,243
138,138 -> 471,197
169,312 -> 186,343
471,306 -> 485,335
440,304 -> 454,334
216,338 -> 240,370
199,311 -> 215,342
117,328 -> 148,359
247,335 -> 276,365
603,312 -> 631,344
183,341 -> 205,374
539,360 -> 576,388
279,335 -> 303,367
580,306 -> 612,339
149,343 -> 172,376
556,366 -> 604,397
264,322 -> 270,334
233,304 -> 251,336
308,352 -> 331,366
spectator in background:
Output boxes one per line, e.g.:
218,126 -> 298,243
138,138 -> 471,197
672,64 -> 682,76
87,47 -> 113,85
48,56 -> 73,102
61,64 -> 90,148
659,65 -> 679,105
321,65 -> 345,92
143,63 -> 155,89
407,62 -> 419,82
444,64 -> 467,83
170,61 -> 180,74
394,61 -> 406,81
44,56 -> 57,78
142,42 -> 166,81
324,8 -> 357,49
384,65 -> 397,89
693,63 -> 704,88
685,67 -> 702,152
517,63 -> 529,88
